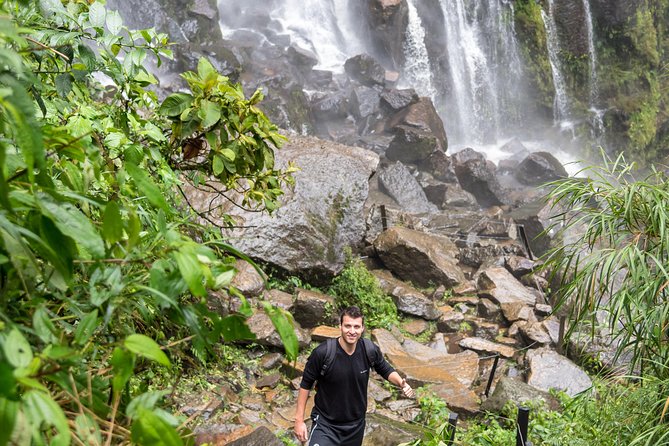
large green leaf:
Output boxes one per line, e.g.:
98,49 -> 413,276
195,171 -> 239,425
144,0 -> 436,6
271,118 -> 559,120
173,246 -> 206,297
198,99 -> 220,128
124,334 -> 170,367
219,314 -> 255,342
111,347 -> 134,394
131,407 -> 183,446
32,306 -> 59,344
125,163 -> 171,213
73,310 -> 99,345
39,200 -> 105,258
102,200 -> 123,244
158,93 -> 193,117
88,1 -> 106,28
23,390 -> 71,446
263,303 -> 299,361
0,397 -> 18,446
2,328 -> 33,368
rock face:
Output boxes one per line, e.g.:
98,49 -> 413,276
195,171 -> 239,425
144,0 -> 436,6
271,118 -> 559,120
374,226 -> 466,288
452,148 -> 505,207
363,0 -> 409,69
526,348 -> 593,396
188,135 -> 379,281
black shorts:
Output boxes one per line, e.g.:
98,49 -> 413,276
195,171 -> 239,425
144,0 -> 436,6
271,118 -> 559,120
308,413 -> 365,446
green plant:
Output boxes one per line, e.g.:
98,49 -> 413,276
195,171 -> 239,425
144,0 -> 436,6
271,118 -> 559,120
542,152 -> 669,379
327,250 -> 398,329
0,1 -> 298,443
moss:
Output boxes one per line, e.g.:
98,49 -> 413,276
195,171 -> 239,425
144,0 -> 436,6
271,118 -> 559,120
628,7 -> 660,66
513,0 -> 554,113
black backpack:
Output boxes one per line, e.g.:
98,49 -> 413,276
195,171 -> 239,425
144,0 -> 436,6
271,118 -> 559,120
319,337 -> 377,377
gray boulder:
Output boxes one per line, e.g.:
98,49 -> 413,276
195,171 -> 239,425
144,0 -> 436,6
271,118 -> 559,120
377,161 -> 438,214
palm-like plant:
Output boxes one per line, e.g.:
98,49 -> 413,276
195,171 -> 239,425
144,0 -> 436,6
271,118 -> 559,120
543,152 -> 669,379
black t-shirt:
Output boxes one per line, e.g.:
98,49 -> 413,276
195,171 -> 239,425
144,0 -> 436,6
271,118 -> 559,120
300,338 -> 395,423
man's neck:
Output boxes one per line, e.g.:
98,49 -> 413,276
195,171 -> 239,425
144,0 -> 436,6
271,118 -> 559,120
337,336 -> 357,355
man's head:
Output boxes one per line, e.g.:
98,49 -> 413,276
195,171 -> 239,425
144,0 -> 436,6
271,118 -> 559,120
339,306 -> 364,347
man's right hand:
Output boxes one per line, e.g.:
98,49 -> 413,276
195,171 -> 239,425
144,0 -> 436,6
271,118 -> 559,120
294,419 -> 308,443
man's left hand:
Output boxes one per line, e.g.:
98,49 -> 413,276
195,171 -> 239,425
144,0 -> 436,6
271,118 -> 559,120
400,378 -> 415,398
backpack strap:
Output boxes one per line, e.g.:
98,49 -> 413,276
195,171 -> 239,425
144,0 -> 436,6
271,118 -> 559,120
360,338 -> 378,370
320,337 -> 337,377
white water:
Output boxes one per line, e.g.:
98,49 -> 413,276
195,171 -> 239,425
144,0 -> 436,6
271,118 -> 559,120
582,0 -> 605,141
401,0 -> 436,98
271,0 -> 365,71
541,0 -> 571,123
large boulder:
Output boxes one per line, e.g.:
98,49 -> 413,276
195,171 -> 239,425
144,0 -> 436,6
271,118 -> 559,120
186,135 -> 379,281
386,97 -> 448,163
451,148 -> 505,208
481,377 -> 560,413
374,226 -> 466,288
526,348 -> 592,397
373,270 -> 441,320
345,54 -> 387,87
477,267 -> 537,322
377,161 -> 438,214
514,152 -> 568,186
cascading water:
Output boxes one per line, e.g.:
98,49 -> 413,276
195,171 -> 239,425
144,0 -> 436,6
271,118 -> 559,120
582,0 -> 605,142
541,0 -> 571,125
429,0 -> 524,146
401,0 -> 436,98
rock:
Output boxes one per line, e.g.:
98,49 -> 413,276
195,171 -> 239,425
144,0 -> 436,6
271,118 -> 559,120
246,310 -> 310,349
377,161 -> 438,213
292,288 -> 335,328
472,319 -> 501,340
310,325 -> 341,341
363,413 -> 424,446
226,426 -> 284,446
504,255 -> 539,278
436,310 -> 465,333
451,148 -> 505,207
477,298 -> 502,320
459,337 -> 515,358
386,97 -> 448,154
374,226 -> 466,288
477,267 -> 537,322
193,135 -> 379,280
195,425 -> 256,446
535,304 -> 552,316
401,318 -> 430,336
417,150 -> 458,183
344,53 -> 387,87
259,353 -> 283,370
310,90 -> 349,120
499,137 -> 529,155
373,270 -> 440,320
349,85 -> 381,121
514,152 -> 568,186
481,377 -> 560,413
255,373 -> 281,389
263,289 -> 294,311
230,259 -> 266,298
368,379 -> 393,402
380,88 -> 419,112
526,348 -> 592,396
519,321 -> 553,346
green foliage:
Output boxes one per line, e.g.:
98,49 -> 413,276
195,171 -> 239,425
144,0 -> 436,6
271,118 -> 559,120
628,7 -> 660,66
543,153 -> 669,378
327,251 -> 398,329
0,1 -> 297,443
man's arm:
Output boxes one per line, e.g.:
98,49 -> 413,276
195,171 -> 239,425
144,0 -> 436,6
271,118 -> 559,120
294,387 -> 310,443
387,371 -> 415,398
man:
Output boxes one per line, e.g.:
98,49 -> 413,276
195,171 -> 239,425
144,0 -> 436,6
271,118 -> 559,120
294,306 -> 415,446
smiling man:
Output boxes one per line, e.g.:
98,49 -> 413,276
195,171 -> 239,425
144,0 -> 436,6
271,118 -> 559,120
294,306 -> 414,446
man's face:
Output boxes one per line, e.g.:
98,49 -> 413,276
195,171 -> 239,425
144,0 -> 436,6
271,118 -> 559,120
340,315 -> 364,346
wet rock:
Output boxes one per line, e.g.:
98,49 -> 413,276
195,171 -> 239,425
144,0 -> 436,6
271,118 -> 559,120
459,337 -> 515,358
514,152 -> 568,186
477,267 -> 537,322
363,0 -> 408,69
504,255 -> 539,278
363,413 -> 424,446
481,377 -> 560,413
452,148 -> 505,208
349,85 -> 381,119
292,288 -> 335,328
417,149 -> 459,182
387,97 -> 448,152
255,373 -> 281,389
230,259 -> 266,298
373,270 -> 440,320
374,226 -> 466,288
226,426 -> 283,446
377,161 -> 438,213
260,353 -> 284,370
246,310 -> 310,349
310,325 -> 341,341
386,125 -> 441,164
380,88 -> 419,112
194,135 -> 379,280
345,53 -> 387,87
526,348 -> 592,396
310,90 -> 350,120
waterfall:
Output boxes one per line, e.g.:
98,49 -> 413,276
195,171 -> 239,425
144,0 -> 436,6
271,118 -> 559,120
431,0 -> 524,145
541,0 -> 571,124
401,0 -> 436,98
271,0 -> 365,71
582,0 -> 605,140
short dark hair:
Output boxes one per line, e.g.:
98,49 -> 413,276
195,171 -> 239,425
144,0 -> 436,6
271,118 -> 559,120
340,306 -> 364,324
